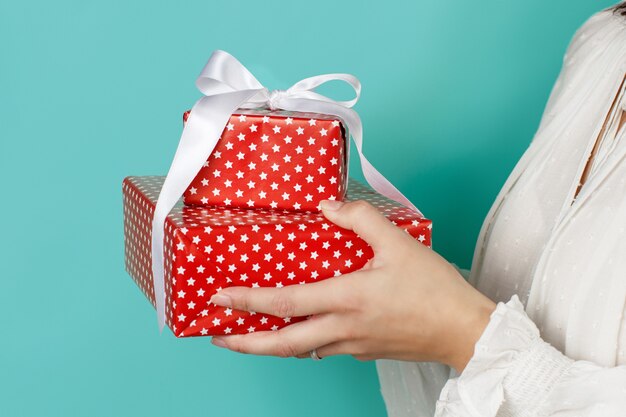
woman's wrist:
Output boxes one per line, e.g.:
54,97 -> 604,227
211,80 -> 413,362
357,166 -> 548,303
441,293 -> 497,373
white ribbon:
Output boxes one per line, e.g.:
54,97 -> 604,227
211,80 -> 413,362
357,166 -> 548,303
152,50 -> 421,331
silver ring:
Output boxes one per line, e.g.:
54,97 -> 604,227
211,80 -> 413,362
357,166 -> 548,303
309,348 -> 322,360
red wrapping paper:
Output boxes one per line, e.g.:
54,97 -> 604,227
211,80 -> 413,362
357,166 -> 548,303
123,176 -> 431,337
183,109 -> 348,212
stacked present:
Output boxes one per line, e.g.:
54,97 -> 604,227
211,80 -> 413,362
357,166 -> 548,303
181,109 -> 349,212
123,51 -> 431,337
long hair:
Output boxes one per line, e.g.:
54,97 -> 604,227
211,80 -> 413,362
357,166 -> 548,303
614,1 -> 626,16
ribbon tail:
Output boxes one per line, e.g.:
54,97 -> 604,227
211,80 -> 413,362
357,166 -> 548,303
347,110 -> 422,215
359,153 -> 423,216
151,89 -> 262,332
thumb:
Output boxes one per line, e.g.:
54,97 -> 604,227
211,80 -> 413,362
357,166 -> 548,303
319,199 -> 404,252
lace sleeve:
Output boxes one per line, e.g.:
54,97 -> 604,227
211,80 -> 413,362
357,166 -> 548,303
434,295 -> 626,417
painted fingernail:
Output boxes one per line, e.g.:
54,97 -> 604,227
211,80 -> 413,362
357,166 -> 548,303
320,200 -> 344,211
210,293 -> 232,307
212,337 -> 227,348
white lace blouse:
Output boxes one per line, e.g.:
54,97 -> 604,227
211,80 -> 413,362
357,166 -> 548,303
376,7 -> 626,417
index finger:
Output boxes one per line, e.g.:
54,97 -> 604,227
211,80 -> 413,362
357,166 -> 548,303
209,270 -> 363,318
320,200 -> 408,254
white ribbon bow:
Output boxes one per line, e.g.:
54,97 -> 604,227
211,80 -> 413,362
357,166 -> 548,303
151,50 -> 421,331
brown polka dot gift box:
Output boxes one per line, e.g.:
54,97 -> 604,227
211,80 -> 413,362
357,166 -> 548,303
123,176 -> 431,337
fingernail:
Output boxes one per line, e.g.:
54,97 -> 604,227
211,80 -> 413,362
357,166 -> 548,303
320,200 -> 344,211
212,337 -> 227,348
210,293 -> 232,307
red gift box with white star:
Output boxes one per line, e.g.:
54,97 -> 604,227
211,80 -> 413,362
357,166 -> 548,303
123,176 -> 432,337
182,109 -> 348,212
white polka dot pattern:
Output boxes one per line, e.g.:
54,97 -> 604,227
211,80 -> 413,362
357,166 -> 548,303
123,175 -> 432,337
183,109 -> 347,212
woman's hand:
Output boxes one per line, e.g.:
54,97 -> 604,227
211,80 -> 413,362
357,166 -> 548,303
209,199 -> 496,373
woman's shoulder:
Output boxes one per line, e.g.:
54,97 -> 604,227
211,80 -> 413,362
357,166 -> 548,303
572,7 -> 626,45
563,7 -> 626,71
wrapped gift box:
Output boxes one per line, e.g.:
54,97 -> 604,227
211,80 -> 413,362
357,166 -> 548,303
182,109 -> 348,212
124,176 -> 431,337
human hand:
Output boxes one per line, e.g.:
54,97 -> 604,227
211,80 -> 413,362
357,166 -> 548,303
209,199 -> 496,373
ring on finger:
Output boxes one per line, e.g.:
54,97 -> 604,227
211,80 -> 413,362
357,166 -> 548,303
309,348 -> 322,360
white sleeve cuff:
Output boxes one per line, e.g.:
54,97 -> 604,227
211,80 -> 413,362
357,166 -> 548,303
434,294 -> 574,417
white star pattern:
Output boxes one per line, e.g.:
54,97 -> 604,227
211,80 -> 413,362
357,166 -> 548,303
183,111 -> 347,212
123,170 -> 430,338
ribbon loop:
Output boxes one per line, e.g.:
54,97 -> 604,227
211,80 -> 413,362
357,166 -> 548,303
151,50 -> 422,331
287,73 -> 361,108
195,50 -> 264,94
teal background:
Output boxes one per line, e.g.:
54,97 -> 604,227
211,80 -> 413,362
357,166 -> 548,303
0,1 -> 619,416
